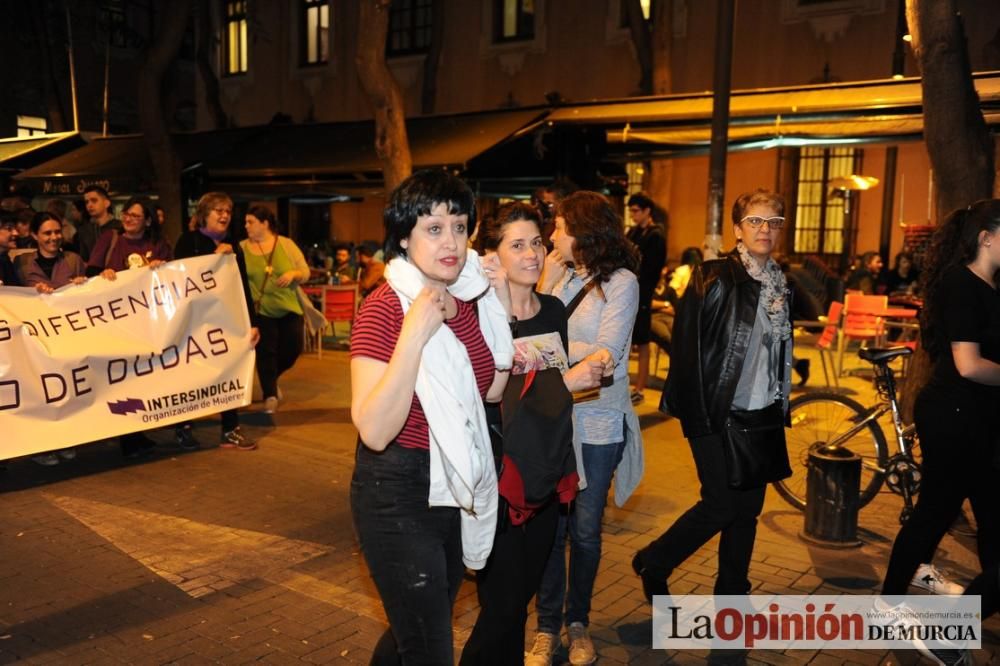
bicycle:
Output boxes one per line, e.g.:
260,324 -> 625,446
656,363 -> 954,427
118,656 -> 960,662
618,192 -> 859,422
773,345 -> 922,524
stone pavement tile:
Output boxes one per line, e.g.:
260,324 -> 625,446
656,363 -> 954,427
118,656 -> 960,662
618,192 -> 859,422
749,649 -> 818,665
303,636 -> 373,664
168,653 -> 219,665
226,612 -> 284,638
161,635 -> 234,662
670,650 -> 711,664
303,607 -> 355,633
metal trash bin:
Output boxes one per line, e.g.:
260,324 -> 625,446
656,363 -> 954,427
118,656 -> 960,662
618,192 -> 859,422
800,445 -> 862,548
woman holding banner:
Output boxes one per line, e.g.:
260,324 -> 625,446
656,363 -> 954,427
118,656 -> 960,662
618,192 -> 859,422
18,212 -> 86,295
86,197 -> 172,278
18,212 -> 87,466
173,192 -> 260,452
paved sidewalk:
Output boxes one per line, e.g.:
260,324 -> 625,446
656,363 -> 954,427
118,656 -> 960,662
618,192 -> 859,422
0,348 -> 996,664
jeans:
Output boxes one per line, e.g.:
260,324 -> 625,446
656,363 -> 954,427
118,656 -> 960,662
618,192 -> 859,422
256,312 -> 304,398
350,443 -> 464,665
637,432 -> 766,595
536,440 -> 625,632
882,389 -> 1000,594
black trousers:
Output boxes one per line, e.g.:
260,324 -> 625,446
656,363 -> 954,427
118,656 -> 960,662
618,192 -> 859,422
460,498 -> 559,665
637,432 -> 766,595
350,443 -> 464,666
882,389 -> 1000,594
256,312 -> 304,398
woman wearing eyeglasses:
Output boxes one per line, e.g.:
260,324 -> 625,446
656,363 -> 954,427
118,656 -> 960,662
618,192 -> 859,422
632,189 -> 793,606
86,197 -> 172,278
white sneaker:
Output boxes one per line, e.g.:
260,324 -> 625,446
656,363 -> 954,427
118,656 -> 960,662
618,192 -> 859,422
263,396 -> 278,414
524,631 -> 558,666
567,622 -> 596,665
912,563 -> 964,595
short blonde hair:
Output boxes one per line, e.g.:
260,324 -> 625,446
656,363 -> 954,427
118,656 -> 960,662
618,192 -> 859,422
732,189 -> 785,225
194,192 -> 233,228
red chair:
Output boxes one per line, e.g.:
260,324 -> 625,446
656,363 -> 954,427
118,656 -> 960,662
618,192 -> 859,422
838,294 -> 887,375
815,301 -> 843,388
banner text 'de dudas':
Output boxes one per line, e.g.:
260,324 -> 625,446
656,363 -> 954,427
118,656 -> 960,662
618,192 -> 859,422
0,254 -> 255,458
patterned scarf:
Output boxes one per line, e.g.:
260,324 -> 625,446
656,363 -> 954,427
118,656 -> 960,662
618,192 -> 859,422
735,241 -> 791,342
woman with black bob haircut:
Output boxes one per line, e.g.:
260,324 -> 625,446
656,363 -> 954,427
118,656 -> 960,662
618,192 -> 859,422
529,191 -> 643,665
350,169 -> 514,664
382,168 -> 477,260
881,200 -> 1000,604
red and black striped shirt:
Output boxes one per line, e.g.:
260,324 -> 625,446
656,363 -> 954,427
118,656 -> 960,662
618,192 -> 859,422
351,282 -> 495,449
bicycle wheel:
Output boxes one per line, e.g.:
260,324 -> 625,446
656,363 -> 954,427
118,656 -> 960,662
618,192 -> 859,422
774,392 -> 889,511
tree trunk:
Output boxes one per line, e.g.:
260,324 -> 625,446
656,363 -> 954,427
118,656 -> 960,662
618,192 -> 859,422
139,0 -> 192,242
624,0 -> 652,94
421,0 -> 445,115
900,0 -> 995,422
907,0 -> 994,219
356,0 -> 413,194
24,4 -> 69,132
643,0 -> 673,235
196,0 -> 229,130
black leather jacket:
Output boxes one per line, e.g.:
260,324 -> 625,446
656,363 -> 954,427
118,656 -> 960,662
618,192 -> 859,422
660,252 -> 791,439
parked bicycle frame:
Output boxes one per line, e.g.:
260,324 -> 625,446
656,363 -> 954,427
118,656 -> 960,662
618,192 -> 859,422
774,346 -> 921,524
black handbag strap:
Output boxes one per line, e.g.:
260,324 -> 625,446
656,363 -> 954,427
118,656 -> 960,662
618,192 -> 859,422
565,278 -> 599,319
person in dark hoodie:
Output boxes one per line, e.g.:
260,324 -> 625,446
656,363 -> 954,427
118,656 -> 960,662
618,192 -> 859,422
173,191 -> 260,451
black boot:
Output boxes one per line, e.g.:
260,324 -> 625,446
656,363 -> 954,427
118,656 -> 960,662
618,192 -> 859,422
632,552 -> 669,603
794,358 -> 810,387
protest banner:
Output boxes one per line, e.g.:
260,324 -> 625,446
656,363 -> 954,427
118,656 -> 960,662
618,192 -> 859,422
0,254 -> 255,459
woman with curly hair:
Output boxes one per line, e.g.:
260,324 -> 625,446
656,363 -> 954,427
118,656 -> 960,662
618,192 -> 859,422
527,191 -> 643,665
882,200 -> 1000,597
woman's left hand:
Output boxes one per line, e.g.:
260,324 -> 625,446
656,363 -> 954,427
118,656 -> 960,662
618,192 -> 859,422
275,271 -> 297,287
148,260 -> 165,269
482,252 -> 512,315
100,268 -> 117,281
250,327 -> 260,347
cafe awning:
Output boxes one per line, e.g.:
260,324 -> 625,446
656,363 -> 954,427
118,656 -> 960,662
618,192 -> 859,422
12,127 -> 265,196
549,71 -> 1000,157
197,108 -> 548,196
14,109 -> 548,199
0,132 -> 89,176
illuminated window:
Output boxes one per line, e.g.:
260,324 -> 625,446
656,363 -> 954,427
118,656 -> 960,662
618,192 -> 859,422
793,147 -> 863,258
388,0 -> 432,56
17,115 -> 46,137
223,0 -> 248,76
494,0 -> 535,42
301,0 -> 329,65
